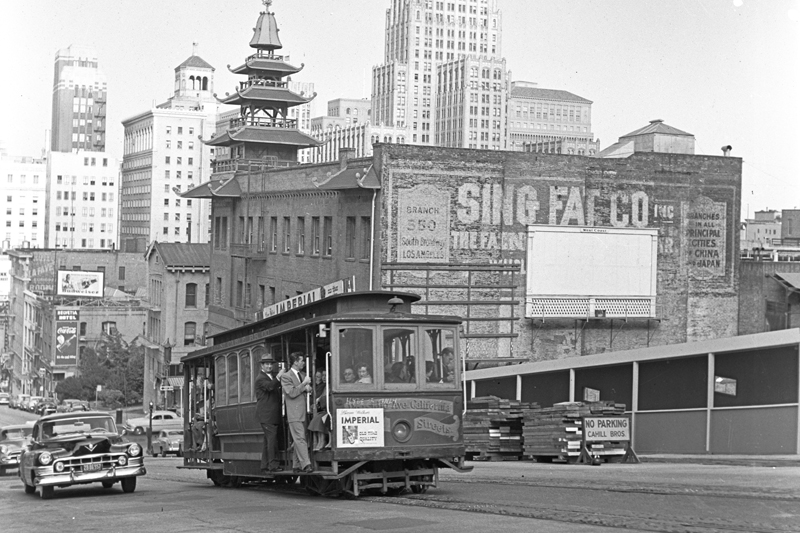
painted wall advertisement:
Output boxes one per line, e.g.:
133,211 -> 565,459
54,308 -> 79,366
337,408 -> 384,448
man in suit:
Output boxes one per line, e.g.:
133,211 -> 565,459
280,351 -> 313,473
255,354 -> 285,473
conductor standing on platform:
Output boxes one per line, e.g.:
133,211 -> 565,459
255,354 -> 284,473
281,352 -> 313,473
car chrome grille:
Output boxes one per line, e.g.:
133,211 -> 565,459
57,454 -> 123,470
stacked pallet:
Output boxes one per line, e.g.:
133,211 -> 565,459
522,401 -> 627,462
464,396 -> 538,461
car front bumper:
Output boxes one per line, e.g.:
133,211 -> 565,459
34,461 -> 146,487
1,456 -> 20,466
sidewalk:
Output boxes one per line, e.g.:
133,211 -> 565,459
639,453 -> 800,467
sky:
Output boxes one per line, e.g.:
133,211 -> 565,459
1,0 -> 798,218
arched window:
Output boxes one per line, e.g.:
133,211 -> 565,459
185,283 -> 197,307
202,77 -> 208,91
184,322 -> 196,346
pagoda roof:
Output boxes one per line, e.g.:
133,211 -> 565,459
218,84 -> 314,107
228,56 -> 303,76
313,163 -> 380,190
176,55 -> 214,71
180,177 -> 242,199
204,127 -> 321,148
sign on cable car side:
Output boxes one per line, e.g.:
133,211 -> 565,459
583,417 -> 631,442
259,277 -> 354,319
337,408 -> 384,448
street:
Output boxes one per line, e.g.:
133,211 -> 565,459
2,408 -> 799,532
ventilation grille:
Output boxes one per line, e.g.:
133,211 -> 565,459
526,297 -> 655,319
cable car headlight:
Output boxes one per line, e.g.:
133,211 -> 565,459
38,451 -> 53,466
392,420 -> 412,443
127,443 -> 141,457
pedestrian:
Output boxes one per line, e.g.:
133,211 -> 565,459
255,353 -> 285,473
308,370 -> 330,451
280,352 -> 313,473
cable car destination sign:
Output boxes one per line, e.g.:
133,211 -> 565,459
583,417 -> 631,442
259,277 -> 354,320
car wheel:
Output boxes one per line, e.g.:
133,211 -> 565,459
121,477 -> 137,493
101,480 -> 115,489
161,450 -> 167,458
151,448 -> 158,458
133,426 -> 144,436
39,486 -> 54,500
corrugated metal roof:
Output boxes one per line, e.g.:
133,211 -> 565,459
176,55 -> 214,71
509,86 -> 592,104
621,119 -> 693,138
151,242 -> 211,269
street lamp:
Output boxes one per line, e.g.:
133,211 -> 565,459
147,401 -> 154,454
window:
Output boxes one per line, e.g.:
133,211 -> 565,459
345,217 -> 356,259
296,217 -> 305,254
239,350 -> 252,403
311,217 -> 320,255
227,353 -> 238,403
185,283 -> 197,307
119,266 -> 126,280
205,283 -> 210,306
215,356 -> 226,406
270,217 -> 278,252
101,321 -> 117,335
338,327 -> 375,390
184,322 -> 196,346
361,216 -> 371,259
283,217 -> 291,253
236,280 -> 244,308
215,277 -> 223,304
323,217 -> 333,256
79,322 -> 87,336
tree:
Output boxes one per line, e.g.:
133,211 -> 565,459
55,376 -> 89,401
87,331 -> 145,407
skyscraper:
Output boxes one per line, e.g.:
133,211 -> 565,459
50,45 -> 108,153
119,52 -> 219,253
372,0 -> 503,146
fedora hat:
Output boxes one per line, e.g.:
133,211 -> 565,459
259,354 -> 276,364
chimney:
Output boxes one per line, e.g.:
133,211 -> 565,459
721,145 -> 732,156
339,147 -> 356,170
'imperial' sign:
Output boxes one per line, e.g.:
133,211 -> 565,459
260,278 -> 353,320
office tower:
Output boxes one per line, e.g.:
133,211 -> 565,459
50,45 -> 108,153
372,0 -> 503,146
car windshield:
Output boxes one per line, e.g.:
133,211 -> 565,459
41,416 -> 117,438
166,430 -> 184,437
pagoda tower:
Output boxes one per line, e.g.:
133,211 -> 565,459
204,0 -> 320,172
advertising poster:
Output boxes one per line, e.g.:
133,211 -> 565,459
337,408 -> 384,448
57,270 -> 104,298
54,308 -> 79,366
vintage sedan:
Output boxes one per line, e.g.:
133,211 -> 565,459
57,399 -> 90,413
123,410 -> 184,435
151,429 -> 184,457
18,412 -> 146,499
0,423 -> 34,475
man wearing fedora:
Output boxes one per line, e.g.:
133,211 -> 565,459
255,353 -> 285,473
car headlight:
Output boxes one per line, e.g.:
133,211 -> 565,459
54,461 -> 65,473
118,455 -> 128,466
0,445 -> 7,455
127,443 -> 141,457
38,451 -> 53,466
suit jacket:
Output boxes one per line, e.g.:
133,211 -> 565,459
254,370 -> 282,425
281,369 -> 308,423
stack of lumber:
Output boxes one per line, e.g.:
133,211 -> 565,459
464,396 -> 539,461
521,401 -> 627,462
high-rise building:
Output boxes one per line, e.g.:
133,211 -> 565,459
0,153 -> 47,249
45,152 -> 120,249
50,45 -> 108,153
507,81 -> 599,155
119,53 -> 219,253
372,0 -> 503,146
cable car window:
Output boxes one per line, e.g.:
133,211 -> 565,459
422,327 -> 458,388
227,353 -> 239,404
240,349 -> 252,403
337,326 -> 375,389
215,355 -> 227,406
383,327 -> 417,387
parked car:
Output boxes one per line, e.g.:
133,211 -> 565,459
57,399 -> 90,413
35,400 -> 58,417
0,393 -> 9,406
18,411 -> 145,499
26,396 -> 44,413
13,394 -> 30,410
0,423 -> 35,475
151,429 -> 184,457
123,410 -> 184,436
